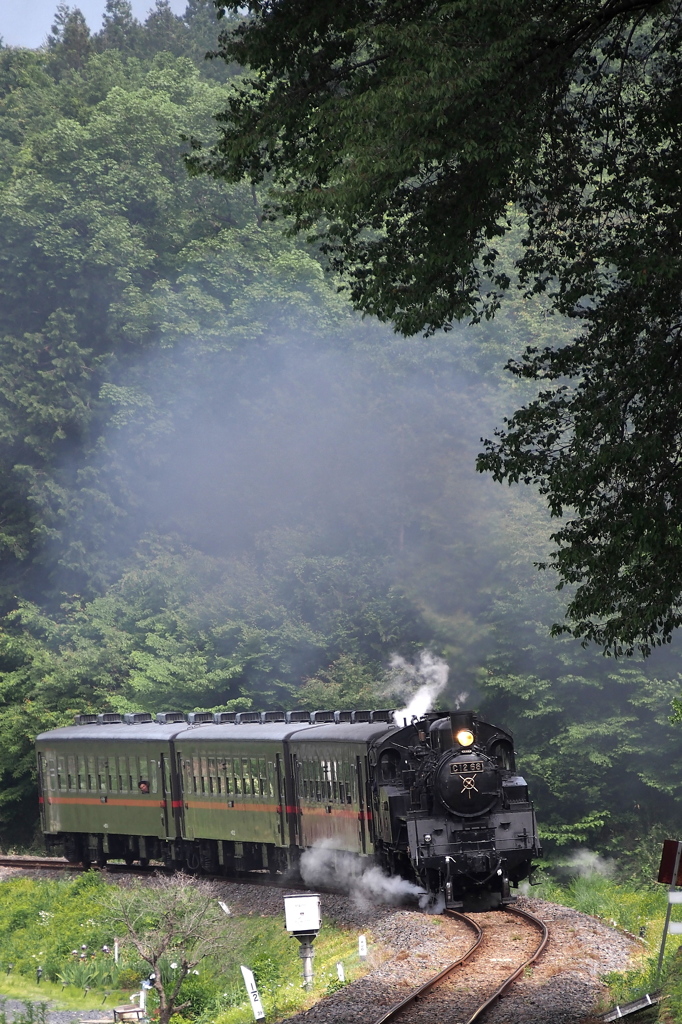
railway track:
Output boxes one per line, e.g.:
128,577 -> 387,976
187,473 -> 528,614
373,905 -> 548,1024
0,854 -> 161,875
0,854 -> 81,870
0,854 -> 350,890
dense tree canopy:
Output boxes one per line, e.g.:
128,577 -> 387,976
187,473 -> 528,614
191,0 -> 682,655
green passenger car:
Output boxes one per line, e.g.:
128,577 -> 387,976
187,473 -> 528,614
36,720 -> 183,866
288,725 -> 388,854
35,713 -> 393,873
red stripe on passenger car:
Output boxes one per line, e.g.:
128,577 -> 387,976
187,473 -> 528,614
184,801 -> 282,813
45,797 -> 165,808
45,796 -> 368,818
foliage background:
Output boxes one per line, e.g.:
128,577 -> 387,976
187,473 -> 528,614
0,0 -> 680,868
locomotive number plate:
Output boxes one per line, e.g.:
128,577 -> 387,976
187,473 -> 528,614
450,761 -> 484,774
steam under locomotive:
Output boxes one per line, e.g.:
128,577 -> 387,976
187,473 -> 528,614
36,707 -> 541,909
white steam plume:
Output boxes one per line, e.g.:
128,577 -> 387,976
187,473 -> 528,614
519,848 -> 616,895
386,650 -> 461,727
299,841 -> 440,911
565,849 -> 616,878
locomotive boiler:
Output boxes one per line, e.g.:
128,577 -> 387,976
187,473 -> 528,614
36,707 -> 540,910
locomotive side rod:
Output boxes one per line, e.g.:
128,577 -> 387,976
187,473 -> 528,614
464,905 -> 549,1024
371,910 -> 483,1024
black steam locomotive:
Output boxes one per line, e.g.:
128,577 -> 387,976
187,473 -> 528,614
36,707 -> 540,909
375,710 -> 541,908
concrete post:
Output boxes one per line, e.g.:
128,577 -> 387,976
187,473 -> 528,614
297,936 -> 315,990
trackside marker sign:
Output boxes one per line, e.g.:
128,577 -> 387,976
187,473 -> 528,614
241,965 -> 265,1021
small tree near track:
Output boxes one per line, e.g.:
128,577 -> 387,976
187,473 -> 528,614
101,875 -> 236,1024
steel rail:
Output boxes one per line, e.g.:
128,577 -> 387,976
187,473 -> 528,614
371,909 -> 483,1024
464,905 -> 549,1024
0,855 -> 152,874
370,904 -> 548,1024
0,855 -> 77,869
0,855 -> 371,892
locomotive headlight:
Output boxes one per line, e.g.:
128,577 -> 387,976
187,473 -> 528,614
455,728 -> 475,747
423,834 -> 432,844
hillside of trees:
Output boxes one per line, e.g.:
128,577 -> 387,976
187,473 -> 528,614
0,0 -> 679,871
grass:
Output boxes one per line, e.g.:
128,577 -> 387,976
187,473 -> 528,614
526,869 -> 682,1020
528,870 -> 668,938
0,974 -> 129,1011
0,922 -> 371,1024
0,874 -> 375,1024
189,917 -> 375,1024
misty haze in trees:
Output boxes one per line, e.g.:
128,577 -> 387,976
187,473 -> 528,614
0,0 -> 680,872
193,0 -> 682,657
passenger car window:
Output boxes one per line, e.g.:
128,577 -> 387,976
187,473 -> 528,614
128,756 -> 137,791
47,753 -> 57,792
97,757 -> 107,791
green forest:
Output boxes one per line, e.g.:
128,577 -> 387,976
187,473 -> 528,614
0,0 -> 680,875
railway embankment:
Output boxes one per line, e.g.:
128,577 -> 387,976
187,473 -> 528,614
0,868 -> 645,1024
275,896 -> 640,1024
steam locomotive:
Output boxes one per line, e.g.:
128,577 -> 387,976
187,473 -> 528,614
36,707 -> 541,909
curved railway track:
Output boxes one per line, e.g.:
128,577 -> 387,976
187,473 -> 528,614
373,905 -> 548,1024
373,910 -> 483,1024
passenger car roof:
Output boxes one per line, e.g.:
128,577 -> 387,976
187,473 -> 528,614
35,721 -> 397,744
